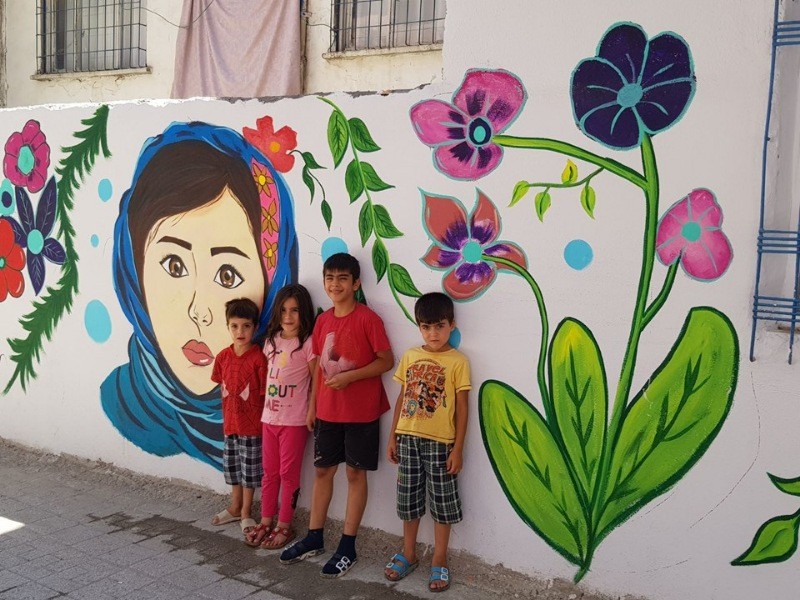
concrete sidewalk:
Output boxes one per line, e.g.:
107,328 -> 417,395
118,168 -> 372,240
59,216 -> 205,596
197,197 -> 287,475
0,439 -> 626,600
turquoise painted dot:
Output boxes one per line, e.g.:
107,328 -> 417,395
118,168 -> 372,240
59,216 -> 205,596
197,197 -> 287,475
617,83 -> 643,108
0,257 -> 5,269
462,241 -> 482,263
98,178 -> 113,202
17,146 -> 35,175
448,327 -> 461,349
27,230 -> 44,255
681,221 -> 702,242
0,180 -> 14,216
90,234 -> 100,247
564,239 -> 594,270
321,237 -> 348,261
84,300 -> 112,343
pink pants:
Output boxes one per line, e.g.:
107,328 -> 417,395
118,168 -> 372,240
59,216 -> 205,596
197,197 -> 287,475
261,423 -> 309,524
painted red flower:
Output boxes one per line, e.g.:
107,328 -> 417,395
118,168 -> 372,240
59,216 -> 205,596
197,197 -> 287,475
3,120 -> 50,193
0,217 -> 25,301
243,116 -> 297,173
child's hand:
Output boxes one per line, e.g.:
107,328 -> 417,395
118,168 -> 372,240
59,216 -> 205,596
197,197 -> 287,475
446,448 -> 463,475
306,407 -> 316,432
387,437 -> 398,464
324,372 -> 352,390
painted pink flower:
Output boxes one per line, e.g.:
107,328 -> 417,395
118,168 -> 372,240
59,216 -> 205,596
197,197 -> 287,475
421,189 -> 527,301
656,188 -> 732,281
0,217 -> 25,301
410,69 -> 527,181
3,120 -> 50,193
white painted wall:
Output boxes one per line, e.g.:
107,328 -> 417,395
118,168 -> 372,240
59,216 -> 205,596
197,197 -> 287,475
2,2 -> 800,599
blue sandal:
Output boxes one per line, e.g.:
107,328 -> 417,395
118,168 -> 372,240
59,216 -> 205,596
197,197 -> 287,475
429,566 -> 450,592
384,553 -> 418,581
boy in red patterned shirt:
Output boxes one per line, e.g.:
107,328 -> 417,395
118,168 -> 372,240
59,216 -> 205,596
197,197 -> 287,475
210,298 -> 267,537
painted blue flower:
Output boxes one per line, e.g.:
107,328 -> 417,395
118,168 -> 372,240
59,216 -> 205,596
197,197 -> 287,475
571,22 -> 695,150
0,179 -> 14,217
6,176 -> 65,294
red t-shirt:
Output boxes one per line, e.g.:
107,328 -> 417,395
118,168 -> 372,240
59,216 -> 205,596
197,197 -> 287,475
313,303 -> 392,423
211,344 -> 267,436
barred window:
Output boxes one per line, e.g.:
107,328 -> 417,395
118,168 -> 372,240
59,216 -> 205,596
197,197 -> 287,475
330,0 -> 445,53
36,0 -> 147,74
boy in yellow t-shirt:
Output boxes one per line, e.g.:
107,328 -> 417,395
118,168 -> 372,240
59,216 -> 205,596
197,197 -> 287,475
385,292 -> 470,593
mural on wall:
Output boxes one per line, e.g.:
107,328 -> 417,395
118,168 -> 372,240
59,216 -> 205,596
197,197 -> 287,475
733,473 -> 800,565
410,23 -> 739,581
321,98 -> 422,321
100,122 -> 299,470
3,108 -> 111,393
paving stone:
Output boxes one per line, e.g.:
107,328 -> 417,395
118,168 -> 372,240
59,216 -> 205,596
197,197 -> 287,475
196,576 -> 260,599
167,564 -> 225,591
129,553 -> 193,579
0,582 -> 61,599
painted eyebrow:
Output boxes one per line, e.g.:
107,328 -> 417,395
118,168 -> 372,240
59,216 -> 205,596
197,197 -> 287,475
210,246 -> 249,259
157,236 -> 191,251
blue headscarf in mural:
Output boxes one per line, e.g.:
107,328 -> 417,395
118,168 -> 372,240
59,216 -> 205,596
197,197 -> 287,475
101,122 -> 298,469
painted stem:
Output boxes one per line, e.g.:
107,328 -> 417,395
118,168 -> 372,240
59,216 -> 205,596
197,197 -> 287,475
482,254 -> 550,410
493,135 -> 647,190
522,167 -> 603,193
642,262 -> 678,328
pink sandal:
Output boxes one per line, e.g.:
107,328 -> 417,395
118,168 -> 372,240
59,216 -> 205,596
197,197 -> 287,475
261,525 -> 296,550
244,522 -> 270,547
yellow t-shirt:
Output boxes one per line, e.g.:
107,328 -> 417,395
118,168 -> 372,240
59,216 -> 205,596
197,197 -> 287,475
393,347 -> 471,444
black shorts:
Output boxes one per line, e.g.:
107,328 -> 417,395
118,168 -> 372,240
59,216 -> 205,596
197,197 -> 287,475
314,418 -> 380,471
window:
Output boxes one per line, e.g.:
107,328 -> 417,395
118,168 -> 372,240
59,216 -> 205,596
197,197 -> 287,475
330,0 -> 445,53
37,0 -> 147,74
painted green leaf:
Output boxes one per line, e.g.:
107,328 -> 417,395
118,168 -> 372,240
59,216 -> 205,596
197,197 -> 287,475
327,109 -> 349,168
301,151 -> 324,170
373,204 -> 403,238
562,160 -> 578,184
302,167 -> 315,203
548,318 -> 607,505
732,510 -> 800,565
510,181 -> 530,207
358,202 -> 373,247
321,199 -> 333,230
388,263 -> 422,297
372,239 -> 388,283
349,117 -> 381,152
580,185 -> 596,219
361,162 -> 394,192
535,190 -> 551,222
345,160 -> 364,203
480,380 -> 588,566
768,473 -> 800,497
598,307 -> 739,538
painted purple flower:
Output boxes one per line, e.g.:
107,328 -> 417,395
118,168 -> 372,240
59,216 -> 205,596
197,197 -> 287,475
571,22 -> 695,150
656,188 -> 732,281
4,120 -> 51,192
421,189 -> 527,301
6,177 -> 65,295
410,69 -> 527,181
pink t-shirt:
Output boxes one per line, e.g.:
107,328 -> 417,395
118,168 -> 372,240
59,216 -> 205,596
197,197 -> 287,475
261,335 -> 316,426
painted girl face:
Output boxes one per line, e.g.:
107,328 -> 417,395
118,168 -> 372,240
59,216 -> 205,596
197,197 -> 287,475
141,188 -> 265,395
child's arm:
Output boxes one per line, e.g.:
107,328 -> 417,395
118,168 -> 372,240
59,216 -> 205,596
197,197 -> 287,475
324,349 -> 394,390
446,389 -> 469,475
306,359 -> 319,431
387,388 -> 404,464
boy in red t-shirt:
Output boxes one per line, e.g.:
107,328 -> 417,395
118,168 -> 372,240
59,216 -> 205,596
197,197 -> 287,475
280,253 -> 393,578
210,298 -> 267,537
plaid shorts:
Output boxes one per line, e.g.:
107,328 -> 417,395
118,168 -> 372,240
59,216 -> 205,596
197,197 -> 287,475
223,435 -> 263,488
396,435 -> 462,524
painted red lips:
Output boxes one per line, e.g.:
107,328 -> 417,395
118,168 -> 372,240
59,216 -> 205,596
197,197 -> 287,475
182,340 -> 214,366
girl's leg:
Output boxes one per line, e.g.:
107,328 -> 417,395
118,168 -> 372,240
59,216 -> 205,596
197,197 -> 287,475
261,424 -> 280,524
277,425 -> 309,525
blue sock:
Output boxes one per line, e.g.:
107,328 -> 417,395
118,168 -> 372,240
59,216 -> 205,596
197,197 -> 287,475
305,528 -> 324,549
336,534 -> 357,560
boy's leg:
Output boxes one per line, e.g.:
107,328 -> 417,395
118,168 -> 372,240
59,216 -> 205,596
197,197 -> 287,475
242,486 -> 255,521
426,438 -> 462,591
239,435 -> 263,533
343,466 -> 367,535
212,435 -> 243,523
431,522 -> 453,591
230,484 -> 243,514
385,435 -> 425,581
309,465 -> 337,529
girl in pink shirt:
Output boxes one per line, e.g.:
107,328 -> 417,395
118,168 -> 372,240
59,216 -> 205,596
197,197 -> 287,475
245,284 -> 317,549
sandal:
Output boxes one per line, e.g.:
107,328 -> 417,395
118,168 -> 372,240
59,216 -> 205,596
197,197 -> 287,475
429,566 -> 450,592
384,553 -> 418,581
320,552 -> 357,578
240,518 -> 258,535
211,509 -> 240,526
279,537 -> 325,564
261,525 -> 296,550
244,522 -> 270,547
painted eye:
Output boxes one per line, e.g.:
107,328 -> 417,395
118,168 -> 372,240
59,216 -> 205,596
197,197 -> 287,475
214,264 -> 244,289
159,255 -> 188,278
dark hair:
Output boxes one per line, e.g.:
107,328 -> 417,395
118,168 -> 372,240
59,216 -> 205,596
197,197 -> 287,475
265,284 -> 316,358
127,139 -> 262,287
225,298 -> 260,324
323,252 -> 360,280
415,292 -> 454,324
